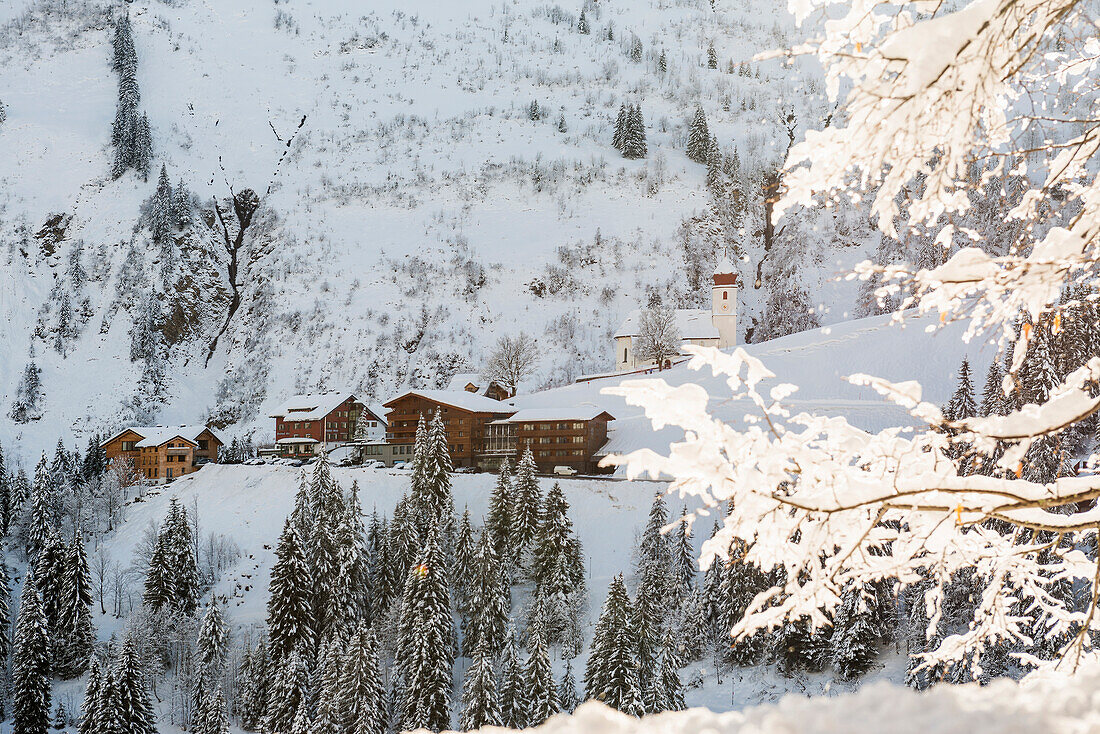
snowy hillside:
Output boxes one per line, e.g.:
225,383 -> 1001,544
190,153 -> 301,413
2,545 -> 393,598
0,0 -> 866,463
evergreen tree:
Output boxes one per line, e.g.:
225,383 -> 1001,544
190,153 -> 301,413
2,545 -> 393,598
0,440 -> 9,536
707,43 -> 718,69
78,656 -> 104,734
311,635 -> 343,734
113,636 -> 157,734
264,649 -> 310,733
577,8 -> 590,34
654,631 -> 685,712
721,540 -> 772,667
622,104 -> 647,159
26,456 -> 57,556
267,519 -> 315,663
334,481 -> 370,631
498,631 -> 528,730
485,459 -> 514,562
532,482 -> 583,598
9,362 -> 44,424
306,458 -> 345,640
56,535 -> 95,678
461,529 -> 508,658
585,575 -> 642,715
143,497 -> 200,614
0,563 -> 12,667
194,600 -> 230,691
415,411 -> 456,538
337,626 -> 387,734
557,658 -> 580,714
830,583 -> 880,680
397,522 -> 455,732
236,638 -> 271,731
612,104 -> 628,152
13,571 -> 51,734
525,627 -> 559,726
657,49 -> 667,73
511,445 -> 541,557
459,642 -> 501,731
945,358 -> 978,421
149,165 -> 174,243
112,12 -> 136,73
201,687 -> 229,734
54,701 -> 68,730
452,508 -> 474,606
687,107 -> 710,163
671,512 -> 696,599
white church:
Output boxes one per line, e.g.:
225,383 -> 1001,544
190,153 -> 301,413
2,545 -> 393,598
613,256 -> 739,372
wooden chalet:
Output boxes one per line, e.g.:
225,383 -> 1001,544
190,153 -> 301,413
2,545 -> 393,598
270,392 -> 382,458
100,425 -> 223,483
384,389 -> 614,473
383,389 -> 517,468
485,406 -> 615,473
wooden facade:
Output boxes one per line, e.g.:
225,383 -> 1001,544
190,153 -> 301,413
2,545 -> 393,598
513,412 -> 613,473
272,394 -> 379,457
383,392 -> 515,468
101,426 -> 222,483
384,391 -> 614,473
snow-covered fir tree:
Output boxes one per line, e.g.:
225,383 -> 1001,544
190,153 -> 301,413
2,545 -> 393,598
687,107 -> 710,164
459,641 -> 501,731
510,445 -> 542,560
396,521 -> 454,732
622,104 -> 648,159
499,628 -> 528,730
78,655 -> 104,734
235,637 -> 271,731
337,625 -> 387,734
264,649 -> 309,733
485,458 -> 514,564
143,497 -> 200,615
13,571 -> 51,734
525,625 -> 560,726
461,528 -> 508,658
558,658 -> 580,714
267,518 -> 314,663
585,574 -> 642,716
9,361 -> 44,424
111,636 -> 158,734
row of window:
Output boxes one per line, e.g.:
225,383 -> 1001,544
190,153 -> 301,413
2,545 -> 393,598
536,450 -> 584,458
533,436 -> 585,445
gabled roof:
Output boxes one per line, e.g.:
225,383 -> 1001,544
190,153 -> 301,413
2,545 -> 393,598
445,372 -> 508,397
101,425 -> 223,449
614,309 -> 720,340
384,389 -> 516,414
505,407 -> 614,423
269,392 -> 359,420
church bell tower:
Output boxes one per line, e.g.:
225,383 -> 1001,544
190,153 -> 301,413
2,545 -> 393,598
711,254 -> 738,349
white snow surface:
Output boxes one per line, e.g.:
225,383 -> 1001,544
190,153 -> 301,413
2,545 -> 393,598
476,662 -> 1100,734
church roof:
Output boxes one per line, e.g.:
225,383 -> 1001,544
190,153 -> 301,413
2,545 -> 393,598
714,254 -> 736,275
613,309 -> 720,340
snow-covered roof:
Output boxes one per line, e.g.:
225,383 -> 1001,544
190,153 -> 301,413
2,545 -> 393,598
613,309 -> 719,340
384,389 -> 516,414
366,402 -> 388,425
714,254 -> 736,275
100,425 -> 222,449
269,392 -> 357,420
276,437 -> 319,445
446,372 -> 507,397
505,407 -> 614,423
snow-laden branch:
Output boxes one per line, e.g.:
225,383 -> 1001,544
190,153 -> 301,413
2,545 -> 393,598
602,345 -> 1100,669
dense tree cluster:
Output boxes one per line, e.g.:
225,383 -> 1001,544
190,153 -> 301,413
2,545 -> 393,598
111,12 -> 152,180
613,103 -> 647,159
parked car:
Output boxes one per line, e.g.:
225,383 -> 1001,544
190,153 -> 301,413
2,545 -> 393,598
244,458 -> 266,466
392,461 -> 409,471
454,466 -> 475,474
362,460 -> 385,469
553,465 -> 578,476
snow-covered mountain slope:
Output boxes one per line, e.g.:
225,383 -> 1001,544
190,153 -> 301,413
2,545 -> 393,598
0,0 -> 860,463
506,310 -> 998,467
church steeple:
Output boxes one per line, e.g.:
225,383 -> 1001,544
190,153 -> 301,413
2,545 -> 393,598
711,253 -> 738,349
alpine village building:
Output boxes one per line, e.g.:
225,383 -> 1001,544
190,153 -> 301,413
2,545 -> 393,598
381,376 -> 615,473
613,255 -> 739,371
269,392 -> 385,459
100,425 -> 224,483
